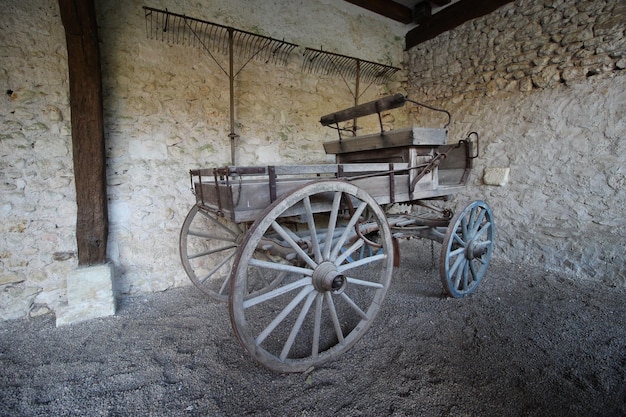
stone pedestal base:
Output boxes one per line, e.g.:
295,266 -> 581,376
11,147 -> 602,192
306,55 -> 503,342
55,263 -> 116,327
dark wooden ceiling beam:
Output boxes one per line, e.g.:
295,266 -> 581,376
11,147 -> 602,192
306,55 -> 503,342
413,2 -> 432,24
406,0 -> 514,49
344,0 -> 414,24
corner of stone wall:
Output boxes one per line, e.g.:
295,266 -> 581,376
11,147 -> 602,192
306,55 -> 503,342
404,0 -> 626,285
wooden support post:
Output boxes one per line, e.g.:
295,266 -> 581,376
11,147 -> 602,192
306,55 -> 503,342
58,0 -> 108,265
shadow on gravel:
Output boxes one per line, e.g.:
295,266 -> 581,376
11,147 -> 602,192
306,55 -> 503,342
1,240 -> 625,417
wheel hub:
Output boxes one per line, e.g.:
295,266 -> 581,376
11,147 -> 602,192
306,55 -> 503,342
312,262 -> 346,293
465,240 -> 488,260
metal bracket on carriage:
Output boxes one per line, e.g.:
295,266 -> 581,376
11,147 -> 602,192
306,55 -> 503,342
319,93 -> 452,141
464,131 -> 480,159
408,150 -> 448,194
408,130 -> 481,193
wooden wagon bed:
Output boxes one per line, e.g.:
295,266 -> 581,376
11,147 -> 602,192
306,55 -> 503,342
191,155 -> 469,223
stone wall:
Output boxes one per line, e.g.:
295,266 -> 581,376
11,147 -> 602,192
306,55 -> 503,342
1,1 -> 74,319
0,0 -> 406,319
406,0 -> 625,284
2,0 -> 623,321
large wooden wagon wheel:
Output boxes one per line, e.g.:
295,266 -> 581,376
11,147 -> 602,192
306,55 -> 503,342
440,200 -> 494,298
179,203 -> 244,301
229,181 -> 394,373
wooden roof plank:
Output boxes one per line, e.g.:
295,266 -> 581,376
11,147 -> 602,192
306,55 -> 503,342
406,0 -> 514,49
344,0 -> 414,24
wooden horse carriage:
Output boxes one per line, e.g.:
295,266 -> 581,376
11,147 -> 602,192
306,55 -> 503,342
179,94 -> 495,372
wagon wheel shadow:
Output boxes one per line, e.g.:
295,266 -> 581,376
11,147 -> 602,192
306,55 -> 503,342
391,238 -> 450,299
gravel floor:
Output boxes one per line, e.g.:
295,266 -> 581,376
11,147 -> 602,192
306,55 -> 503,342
1,240 -> 625,417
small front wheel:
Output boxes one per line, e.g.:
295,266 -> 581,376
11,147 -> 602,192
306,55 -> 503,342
440,200 -> 494,298
229,181 -> 394,373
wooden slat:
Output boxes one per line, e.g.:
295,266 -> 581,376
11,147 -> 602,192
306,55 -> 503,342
190,154 -> 473,223
406,0 -> 515,49
320,93 -> 406,126
191,163 -> 411,180
273,165 -> 340,176
324,127 -> 447,154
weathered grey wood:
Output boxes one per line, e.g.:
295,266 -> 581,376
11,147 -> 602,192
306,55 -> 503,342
179,204 -> 244,302
58,0 -> 108,265
228,181 -> 394,373
194,163 -> 413,180
320,93 -> 406,126
194,170 -> 461,223
191,137 -> 472,223
323,127 -> 447,155
331,148 -> 411,164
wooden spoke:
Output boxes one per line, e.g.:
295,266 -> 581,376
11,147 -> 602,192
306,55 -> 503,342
180,203 -> 282,301
324,291 -> 345,343
311,293 -> 323,359
255,285 -> 315,344
337,253 -> 387,272
197,206 -> 241,237
335,239 -> 366,265
248,259 -> 313,276
339,292 -> 368,320
187,230 -> 237,242
345,276 -> 385,289
329,201 -> 367,260
200,251 -> 236,285
280,291 -> 318,360
303,196 -> 323,264
271,221 -> 317,269
322,192 -> 343,260
188,244 -> 237,260
179,203 -> 243,301
243,277 -> 311,309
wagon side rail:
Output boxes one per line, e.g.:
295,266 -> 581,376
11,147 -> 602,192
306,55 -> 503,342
189,162 -> 416,222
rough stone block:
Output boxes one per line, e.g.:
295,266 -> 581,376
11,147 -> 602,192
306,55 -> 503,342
0,271 -> 26,286
55,301 -> 116,327
56,263 -> 116,327
0,286 -> 42,320
66,264 -> 114,305
483,167 -> 510,186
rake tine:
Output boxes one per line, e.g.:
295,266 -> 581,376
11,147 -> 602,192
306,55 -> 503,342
144,6 -> 300,69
